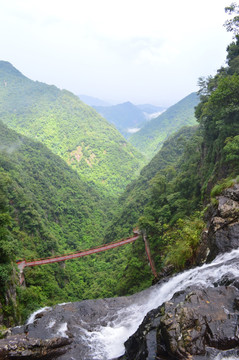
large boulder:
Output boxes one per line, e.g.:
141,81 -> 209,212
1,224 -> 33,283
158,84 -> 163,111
206,184 -> 239,262
0,334 -> 71,359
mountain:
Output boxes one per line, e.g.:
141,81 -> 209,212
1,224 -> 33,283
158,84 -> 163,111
104,126 -> 197,243
129,92 -> 199,159
78,94 -> 111,107
0,121 -> 138,322
93,101 -> 147,138
0,61 -> 144,196
106,35 -> 239,294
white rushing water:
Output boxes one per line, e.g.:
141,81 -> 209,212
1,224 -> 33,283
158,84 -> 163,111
85,248 -> 239,359
26,306 -> 51,325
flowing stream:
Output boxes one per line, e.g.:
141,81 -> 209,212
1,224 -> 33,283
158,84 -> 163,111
26,248 -> 239,359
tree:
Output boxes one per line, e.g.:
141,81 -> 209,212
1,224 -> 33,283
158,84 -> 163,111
224,3 -> 239,38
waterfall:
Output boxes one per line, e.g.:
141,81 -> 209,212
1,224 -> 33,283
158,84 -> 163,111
85,248 -> 239,359
22,248 -> 239,360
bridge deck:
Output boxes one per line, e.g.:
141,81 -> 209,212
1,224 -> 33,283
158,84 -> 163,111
17,235 -> 139,270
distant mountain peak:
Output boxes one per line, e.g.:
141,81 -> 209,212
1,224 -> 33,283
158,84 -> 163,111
0,60 -> 24,77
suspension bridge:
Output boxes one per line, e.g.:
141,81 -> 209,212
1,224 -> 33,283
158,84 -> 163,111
16,229 -> 157,284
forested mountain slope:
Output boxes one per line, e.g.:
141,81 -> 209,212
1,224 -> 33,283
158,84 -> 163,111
0,121 -> 135,323
129,92 -> 199,159
0,61 -> 144,196
104,126 -> 197,242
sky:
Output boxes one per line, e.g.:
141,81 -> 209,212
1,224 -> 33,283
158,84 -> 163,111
0,0 -> 234,106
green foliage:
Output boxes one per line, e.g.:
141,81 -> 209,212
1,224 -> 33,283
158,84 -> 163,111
0,171 -> 16,289
195,29 -> 239,190
224,135 -> 239,161
224,3 -> 239,38
104,126 -> 197,243
17,286 -> 48,321
163,215 -> 205,270
129,93 -> 199,159
210,178 -> 235,198
0,121 -> 143,322
104,126 -> 202,294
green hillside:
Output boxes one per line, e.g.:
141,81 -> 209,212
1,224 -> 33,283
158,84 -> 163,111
104,126 -> 197,242
0,121 -> 137,323
129,92 -> 199,159
0,61 -> 144,196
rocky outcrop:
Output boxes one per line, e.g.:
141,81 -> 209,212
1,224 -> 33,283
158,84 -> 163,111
120,285 -> 239,360
206,183 -> 239,262
0,295 -> 147,360
0,334 -> 71,359
193,183 -> 239,265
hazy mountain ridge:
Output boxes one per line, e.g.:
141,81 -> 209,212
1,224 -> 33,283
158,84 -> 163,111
78,94 -> 111,107
93,101 -> 147,138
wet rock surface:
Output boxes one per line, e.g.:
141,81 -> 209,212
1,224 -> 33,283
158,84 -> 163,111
0,334 -> 71,359
120,285 -> 239,360
0,293 -> 149,360
206,184 -> 239,262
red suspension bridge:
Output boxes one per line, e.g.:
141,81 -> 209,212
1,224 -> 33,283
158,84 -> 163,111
16,230 -> 157,284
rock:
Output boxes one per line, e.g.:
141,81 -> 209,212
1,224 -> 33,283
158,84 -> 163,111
0,334 -> 72,359
157,264 -> 175,280
199,184 -> 239,262
218,196 -> 239,218
223,184 -> 239,201
120,286 -> 239,360
207,222 -> 239,261
0,293 -> 154,360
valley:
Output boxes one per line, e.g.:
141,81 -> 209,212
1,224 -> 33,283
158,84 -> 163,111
1,7 -> 239,358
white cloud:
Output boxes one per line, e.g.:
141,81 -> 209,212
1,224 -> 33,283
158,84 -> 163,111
127,128 -> 141,134
0,0 -> 233,105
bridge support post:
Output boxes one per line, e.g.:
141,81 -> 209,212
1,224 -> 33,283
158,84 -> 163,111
143,232 -> 158,279
19,271 -> 25,286
16,261 -> 26,286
